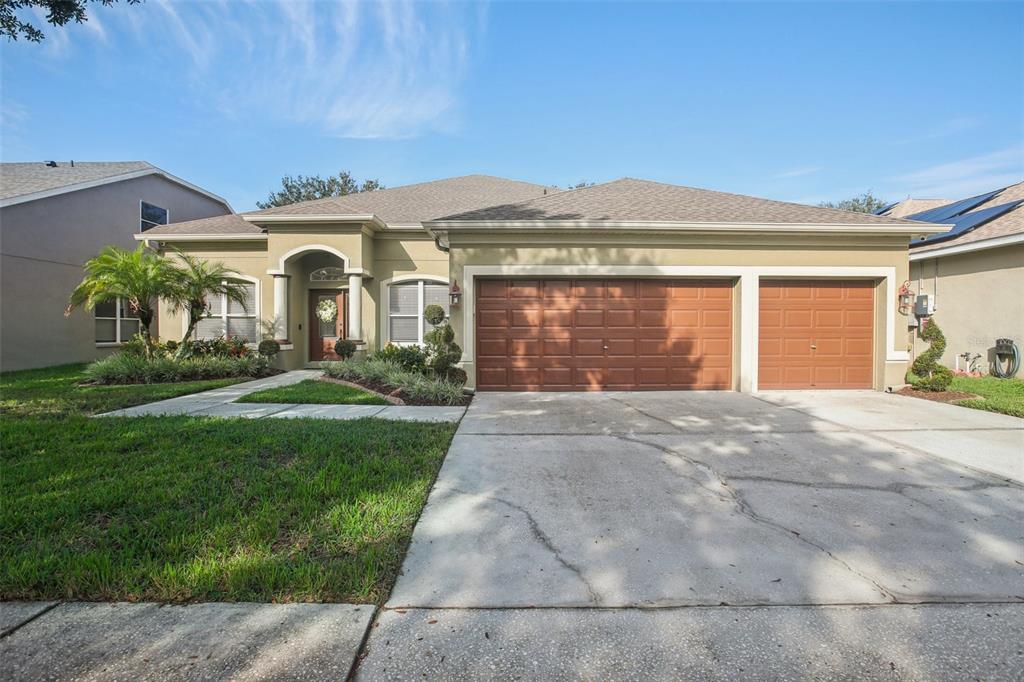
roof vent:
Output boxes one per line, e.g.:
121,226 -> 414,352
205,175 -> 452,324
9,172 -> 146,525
45,161 -> 58,168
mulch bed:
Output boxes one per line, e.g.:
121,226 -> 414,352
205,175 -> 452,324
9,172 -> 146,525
317,375 -> 472,407
895,386 -> 982,405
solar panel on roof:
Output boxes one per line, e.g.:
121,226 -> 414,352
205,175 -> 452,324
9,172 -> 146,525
906,188 -> 1004,223
873,201 -> 898,215
915,199 -> 1023,245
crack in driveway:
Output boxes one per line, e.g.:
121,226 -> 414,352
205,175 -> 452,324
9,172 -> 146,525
447,486 -> 602,605
615,433 -> 900,604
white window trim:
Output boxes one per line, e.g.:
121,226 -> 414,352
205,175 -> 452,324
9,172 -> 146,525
182,273 -> 261,341
459,265 -> 905,393
95,297 -> 141,346
379,274 -> 449,347
140,200 -> 169,232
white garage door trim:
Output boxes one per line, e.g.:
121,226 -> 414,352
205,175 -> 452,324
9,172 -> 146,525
460,265 -> 906,393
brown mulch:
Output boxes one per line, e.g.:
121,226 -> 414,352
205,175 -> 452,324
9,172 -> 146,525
895,386 -> 982,404
317,375 -> 472,407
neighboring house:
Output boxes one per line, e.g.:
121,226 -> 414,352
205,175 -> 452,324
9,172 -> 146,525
140,174 -> 940,392
0,161 -> 232,371
880,182 -> 1024,373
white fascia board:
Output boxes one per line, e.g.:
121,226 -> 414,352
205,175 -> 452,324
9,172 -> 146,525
0,167 -> 233,211
134,232 -> 267,242
909,232 -> 1024,261
243,214 -> 387,231
424,220 -> 949,237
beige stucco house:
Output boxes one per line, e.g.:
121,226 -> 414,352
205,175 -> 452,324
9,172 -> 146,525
0,161 -> 232,371
140,175 -> 942,392
882,182 -> 1024,373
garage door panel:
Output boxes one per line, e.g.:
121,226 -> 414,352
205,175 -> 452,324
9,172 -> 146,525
477,278 -> 733,390
758,280 -> 873,389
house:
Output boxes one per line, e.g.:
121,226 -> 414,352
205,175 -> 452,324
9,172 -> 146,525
0,161 -> 232,371
880,182 -> 1024,373
139,175 -> 941,392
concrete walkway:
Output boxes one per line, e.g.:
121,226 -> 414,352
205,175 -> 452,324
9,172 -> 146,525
97,370 -> 466,423
357,390 -> 1023,679
0,601 -> 373,681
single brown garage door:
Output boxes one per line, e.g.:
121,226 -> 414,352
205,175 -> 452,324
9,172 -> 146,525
758,280 -> 874,389
475,279 -> 732,391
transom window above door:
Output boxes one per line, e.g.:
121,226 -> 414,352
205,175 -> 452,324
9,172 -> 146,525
387,279 -> 449,345
310,267 -> 346,282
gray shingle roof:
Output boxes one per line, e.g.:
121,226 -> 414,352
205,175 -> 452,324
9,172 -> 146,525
145,174 -> 554,235
911,181 -> 1024,253
0,161 -> 154,201
434,178 -> 924,225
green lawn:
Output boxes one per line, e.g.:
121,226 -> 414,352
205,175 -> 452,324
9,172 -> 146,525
238,379 -> 389,405
0,363 -> 244,418
1,363 -> 457,603
951,375 -> 1024,418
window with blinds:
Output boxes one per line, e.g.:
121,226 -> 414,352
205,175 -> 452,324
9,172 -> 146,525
94,298 -> 141,344
387,280 -> 449,345
196,280 -> 258,341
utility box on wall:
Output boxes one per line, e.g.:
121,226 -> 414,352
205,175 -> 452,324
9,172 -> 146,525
915,293 -> 935,317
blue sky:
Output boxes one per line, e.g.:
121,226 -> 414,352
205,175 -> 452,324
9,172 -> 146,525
2,1 -> 1021,212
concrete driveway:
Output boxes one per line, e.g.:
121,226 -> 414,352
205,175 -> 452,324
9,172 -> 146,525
358,391 -> 1023,679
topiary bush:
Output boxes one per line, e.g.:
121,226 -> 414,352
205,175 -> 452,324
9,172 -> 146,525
334,338 -> 357,359
908,317 -> 953,391
422,305 -> 464,382
258,339 -> 280,358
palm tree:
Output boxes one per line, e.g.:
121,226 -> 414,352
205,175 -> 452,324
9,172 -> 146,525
166,251 -> 251,352
66,245 -> 176,356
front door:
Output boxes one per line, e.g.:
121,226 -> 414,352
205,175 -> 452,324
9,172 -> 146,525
309,289 -> 347,362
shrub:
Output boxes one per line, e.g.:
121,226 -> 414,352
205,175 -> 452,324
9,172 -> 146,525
334,338 -> 357,359
85,352 -> 269,385
320,357 -> 466,405
258,339 -> 281,358
374,343 -> 427,372
422,307 -> 463,381
908,317 -> 953,392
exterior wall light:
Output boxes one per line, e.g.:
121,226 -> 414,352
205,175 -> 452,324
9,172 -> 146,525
449,280 -> 462,306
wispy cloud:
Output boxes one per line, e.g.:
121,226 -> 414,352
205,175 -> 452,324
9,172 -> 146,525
38,0 -> 484,140
893,116 -> 982,145
771,166 -> 823,180
886,147 -> 1024,199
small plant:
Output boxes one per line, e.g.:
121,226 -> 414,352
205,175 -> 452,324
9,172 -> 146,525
258,339 -> 281,358
422,305 -> 464,382
374,343 -> 428,372
334,338 -> 357,359
321,358 -> 466,405
909,317 -> 953,392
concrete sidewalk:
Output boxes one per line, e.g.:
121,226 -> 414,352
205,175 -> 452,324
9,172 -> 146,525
96,370 -> 466,423
0,601 -> 374,681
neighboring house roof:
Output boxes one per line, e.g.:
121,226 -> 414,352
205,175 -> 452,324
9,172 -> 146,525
879,198 -> 952,219
144,174 -> 554,236
434,178 -> 925,226
906,181 -> 1024,257
0,161 -> 232,210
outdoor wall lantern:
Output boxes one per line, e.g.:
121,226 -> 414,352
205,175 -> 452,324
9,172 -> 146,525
449,280 -> 463,306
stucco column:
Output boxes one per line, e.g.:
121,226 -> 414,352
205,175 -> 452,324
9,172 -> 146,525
739,273 -> 758,393
272,274 -> 290,341
348,274 -> 363,341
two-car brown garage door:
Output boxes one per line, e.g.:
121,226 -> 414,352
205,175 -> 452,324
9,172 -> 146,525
475,279 -> 733,390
